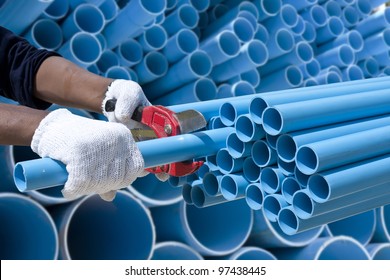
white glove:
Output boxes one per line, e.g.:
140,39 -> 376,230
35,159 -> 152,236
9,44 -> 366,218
102,79 -> 169,182
31,109 -> 145,201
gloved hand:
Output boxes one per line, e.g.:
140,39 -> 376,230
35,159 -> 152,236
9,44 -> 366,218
102,79 -> 169,182
31,109 -> 145,201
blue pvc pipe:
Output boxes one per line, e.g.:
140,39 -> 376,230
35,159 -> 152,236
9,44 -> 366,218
260,167 -> 286,194
226,132 -> 253,159
263,193 -> 289,222
0,0 -> 54,34
162,4 -> 198,36
266,28 -> 295,60
371,205 -> 390,242
137,24 -> 167,52
283,0 -> 317,11
341,5 -> 359,28
308,155 -> 390,203
296,125 -> 390,175
358,56 -> 380,78
258,65 -> 303,92
24,18 -> 63,51
61,3 -> 105,40
316,16 -> 344,45
0,193 -> 58,260
291,15 -> 305,36
226,246 -> 277,260
154,78 -> 217,106
366,243 -> 390,260
235,114 -> 265,143
105,66 -> 138,81
58,32 -> 102,67
245,183 -> 264,210
327,209 -> 376,246
320,30 -> 364,54
216,148 -> 244,175
115,38 -> 143,67
323,0 -> 341,17
151,242 -> 203,260
150,199 -> 253,256
342,65 -> 365,81
275,114 -> 390,163
355,6 -> 390,38
247,209 -> 323,248
50,191 -> 155,259
220,173 -> 248,201
251,139 -> 277,168
103,0 -> 166,49
128,173 -> 182,207
301,5 -> 327,28
281,177 -> 302,204
219,99 -> 250,127
317,44 -> 355,69
272,236 -> 370,260
243,156 -> 261,183
262,88 -> 390,136
202,171 -> 223,197
357,28 -> 390,61
299,58 -> 321,79
144,50 -> 212,99
355,0 -> 372,19
253,0 -> 281,21
0,145 -> 16,193
134,51 -> 168,84
262,4 -> 298,34
181,183 -> 193,205
300,20 -> 317,44
42,0 -> 69,20
191,185 -> 228,208
200,30 -> 240,66
254,23 -> 269,43
277,157 -> 296,176
162,28 -> 199,64
95,49 -> 120,73
14,127 -> 234,192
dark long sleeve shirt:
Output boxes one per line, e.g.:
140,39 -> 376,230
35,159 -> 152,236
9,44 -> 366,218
0,26 -> 60,109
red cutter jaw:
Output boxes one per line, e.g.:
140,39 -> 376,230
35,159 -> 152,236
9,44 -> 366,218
140,105 -> 204,177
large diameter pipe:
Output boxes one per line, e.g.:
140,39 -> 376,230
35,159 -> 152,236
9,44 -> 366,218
14,127 -> 234,192
151,241 -> 203,260
50,191 -> 155,259
150,199 -> 253,256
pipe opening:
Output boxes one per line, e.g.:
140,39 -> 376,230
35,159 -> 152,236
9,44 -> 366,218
216,149 -> 234,173
278,157 -> 295,175
221,175 -> 237,200
286,66 -> 303,87
71,33 -> 101,64
262,107 -> 283,135
278,208 -> 298,235
249,97 -> 267,124
145,52 -> 168,76
276,29 -> 294,52
308,174 -> 330,203
348,31 -> 363,51
219,31 -> 240,56
195,79 -> 216,101
177,29 -> 198,53
189,51 -> 212,77
191,186 -> 206,208
343,6 -> 359,26
119,39 -> 143,64
281,4 -> 298,27
140,0 -> 166,14
365,58 -> 380,76
227,133 -> 245,158
276,134 -> 297,162
233,18 -> 254,42
263,195 -> 282,222
245,183 -> 263,210
236,115 -> 255,142
252,140 -> 271,167
325,1 -> 341,17
203,173 -> 219,196
219,102 -> 236,126
296,146 -> 318,175
261,168 -> 279,194
232,81 -> 255,96
328,17 -> 344,36
261,0 -> 281,16
32,19 -> 62,50
243,157 -> 260,182
339,45 -> 354,66
75,5 -> 104,34
297,42 -> 313,63
356,0 -> 371,16
182,183 -> 193,204
346,65 -> 364,80
281,177 -> 301,204
179,5 -> 198,29
144,25 -> 167,49
292,191 -> 314,219
311,6 -> 327,26
248,40 -> 268,66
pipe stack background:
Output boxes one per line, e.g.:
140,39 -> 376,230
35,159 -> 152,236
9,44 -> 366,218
1,0 -> 390,260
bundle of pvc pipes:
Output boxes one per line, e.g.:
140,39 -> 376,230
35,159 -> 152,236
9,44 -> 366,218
1,0 -> 390,260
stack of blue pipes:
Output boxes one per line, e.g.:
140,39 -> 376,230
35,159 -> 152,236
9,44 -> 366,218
1,0 -> 390,260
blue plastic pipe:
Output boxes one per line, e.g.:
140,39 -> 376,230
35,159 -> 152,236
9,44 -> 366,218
115,38 -> 143,67
358,56 -> 380,78
308,155 -> 390,203
341,5 -> 359,28
253,0 -> 281,21
103,0 -> 166,49
216,148 -> 244,175
301,5 -> 327,28
319,30 -> 363,53
105,66 -> 138,81
0,193 -> 58,260
191,185 -> 228,208
58,32 -> 102,67
99,0 -> 118,23
134,51 -> 168,84
366,243 -> 390,260
283,0 -> 317,11
50,191 -> 155,259
95,49 -> 120,73
61,3 -> 105,40
371,206 -> 390,243
272,236 -> 370,260
281,177 -> 302,204
151,241 -> 203,260
14,127 -> 234,192
243,156 -> 261,183
262,4 -> 298,34
263,194 -> 289,222
220,173 -> 248,201
0,0 -> 54,34
24,18 -> 63,51
235,114 -> 265,143
162,4 -> 198,36
137,24 -> 167,52
162,28 -> 199,64
225,246 -> 277,260
299,58 -> 321,78
266,28 -> 295,60
42,0 -> 69,20
150,199 -> 253,256
258,65 -> 303,92
317,44 -> 355,68
245,183 -> 264,210
251,139 -> 277,168
355,7 -> 390,38
202,171 -> 223,197
316,16 -> 344,45
226,132 -> 253,159
296,125 -> 390,175
342,65 -> 365,81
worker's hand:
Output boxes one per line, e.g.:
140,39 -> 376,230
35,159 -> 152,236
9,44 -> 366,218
102,79 -> 151,129
31,109 -> 145,201
102,79 -> 169,182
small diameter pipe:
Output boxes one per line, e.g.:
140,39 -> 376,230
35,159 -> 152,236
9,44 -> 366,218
95,49 -> 120,73
128,173 -> 182,207
220,173 -> 248,201
99,0 -> 119,23
150,199 -> 253,256
200,30 -> 240,66
243,156 -> 261,183
262,88 -> 390,136
358,57 -> 380,78
24,18 -> 63,51
342,65 -> 365,81
266,28 -> 295,60
279,192 -> 390,235
144,50 -> 212,99
191,185 -> 228,208
216,148 -> 244,175
59,32 -> 102,67
319,30 -> 364,53
260,167 -> 285,194
355,6 -> 390,38
299,58 -> 320,79
137,24 -> 167,52
371,205 -> 390,243
151,241 -> 203,260
251,139 -> 277,168
162,28 -> 199,64
277,157 -> 296,176
210,39 -> 268,82
245,183 -> 264,210
134,51 -> 168,84
263,194 -> 289,222
295,166 -> 310,188
281,177 -> 301,204
296,125 -> 390,175
105,66 -> 138,81
247,209 -> 323,248
307,155 -> 390,203
14,127 -> 234,192
42,0 -> 69,21
226,132 -> 253,159
292,16 -> 305,36
115,38 -> 143,67
300,20 -> 317,44
219,99 -> 250,127
341,5 -> 359,28
300,5 -> 327,28
61,4 -> 105,40
283,0 -> 317,11
235,114 -> 265,143
355,0 -> 372,19
323,1 -> 341,17
275,115 -> 390,163
258,65 -> 303,92
253,0 -> 281,21
0,0 -> 54,34
162,4 -> 199,36
262,4 -> 298,34
241,69 -> 261,88
357,28 -> 390,61
182,183 -> 194,205
272,236 -> 370,260
202,171 -> 223,197
316,44 -> 355,69
0,193 -> 58,260
226,246 -> 277,260
50,191 -> 155,259
315,16 -> 344,45
327,209 -> 376,246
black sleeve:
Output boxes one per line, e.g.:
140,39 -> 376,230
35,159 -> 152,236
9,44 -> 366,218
0,26 -> 61,109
